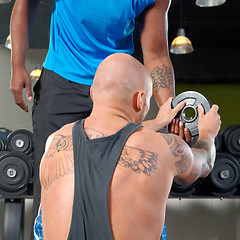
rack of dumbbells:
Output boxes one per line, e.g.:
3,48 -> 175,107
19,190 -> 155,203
0,128 -> 34,240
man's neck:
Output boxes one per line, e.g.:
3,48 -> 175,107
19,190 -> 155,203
83,108 -> 134,138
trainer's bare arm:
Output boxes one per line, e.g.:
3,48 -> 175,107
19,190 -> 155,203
10,0 -> 41,112
139,0 -> 174,106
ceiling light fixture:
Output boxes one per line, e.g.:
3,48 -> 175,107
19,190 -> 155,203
196,0 -> 226,7
170,0 -> 194,55
170,28 -> 194,54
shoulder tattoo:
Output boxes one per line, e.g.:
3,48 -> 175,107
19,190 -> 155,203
151,65 -> 173,93
118,146 -> 158,176
42,134 -> 74,190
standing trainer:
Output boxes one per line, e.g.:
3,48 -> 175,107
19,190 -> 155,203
10,0 -> 176,237
38,53 -> 221,240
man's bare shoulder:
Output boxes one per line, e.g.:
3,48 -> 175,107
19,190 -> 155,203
40,122 -> 75,190
128,126 -> 175,150
117,127 -> 174,176
123,127 -> 191,174
56,121 -> 75,135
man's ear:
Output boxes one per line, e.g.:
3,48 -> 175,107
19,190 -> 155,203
90,86 -> 93,101
133,91 -> 144,112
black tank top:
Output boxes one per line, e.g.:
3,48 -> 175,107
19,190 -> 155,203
67,119 -> 142,240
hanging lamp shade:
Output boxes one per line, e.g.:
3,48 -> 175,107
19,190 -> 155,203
170,28 -> 194,55
30,67 -> 42,81
4,34 -> 11,50
0,0 -> 11,4
196,0 -> 226,7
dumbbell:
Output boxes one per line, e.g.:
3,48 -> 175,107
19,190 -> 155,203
7,129 -> 34,155
0,151 -> 33,196
221,125 -> 240,158
203,152 -> 240,196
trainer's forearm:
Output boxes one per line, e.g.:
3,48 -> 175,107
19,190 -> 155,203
144,56 -> 175,106
10,0 -> 39,68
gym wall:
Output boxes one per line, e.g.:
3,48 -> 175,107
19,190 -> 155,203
0,47 -> 240,240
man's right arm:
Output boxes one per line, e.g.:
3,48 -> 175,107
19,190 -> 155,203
162,104 -> 221,184
10,0 -> 40,112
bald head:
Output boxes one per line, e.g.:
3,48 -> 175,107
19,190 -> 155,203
90,53 -> 152,124
92,53 -> 152,106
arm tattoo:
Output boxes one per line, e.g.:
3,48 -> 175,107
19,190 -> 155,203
151,65 -> 173,93
118,146 -> 158,176
42,134 -> 74,190
193,140 -> 213,175
162,134 -> 213,180
162,134 -> 192,175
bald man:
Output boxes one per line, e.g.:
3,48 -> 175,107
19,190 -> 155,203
38,53 -> 221,240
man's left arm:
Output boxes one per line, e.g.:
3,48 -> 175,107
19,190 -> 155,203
139,0 -> 174,107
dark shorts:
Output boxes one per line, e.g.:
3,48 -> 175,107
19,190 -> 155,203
31,68 -> 93,238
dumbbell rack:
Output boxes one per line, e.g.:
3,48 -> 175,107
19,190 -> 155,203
0,128 -> 34,240
1,194 -> 33,240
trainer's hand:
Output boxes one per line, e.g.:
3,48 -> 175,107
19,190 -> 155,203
198,104 -> 221,140
11,66 -> 32,112
168,118 -> 191,143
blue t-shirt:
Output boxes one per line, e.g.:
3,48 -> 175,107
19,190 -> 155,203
43,0 -> 155,85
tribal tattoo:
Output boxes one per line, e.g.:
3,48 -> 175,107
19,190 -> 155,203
118,146 -> 158,176
150,65 -> 173,93
162,134 -> 213,180
162,134 -> 192,174
84,128 -> 108,139
193,140 -> 213,176
42,134 -> 74,190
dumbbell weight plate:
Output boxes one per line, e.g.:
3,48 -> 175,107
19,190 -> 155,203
214,133 -> 222,152
222,125 -> 240,158
0,152 -> 33,195
172,91 -> 211,137
7,129 -> 33,155
205,153 -> 240,194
